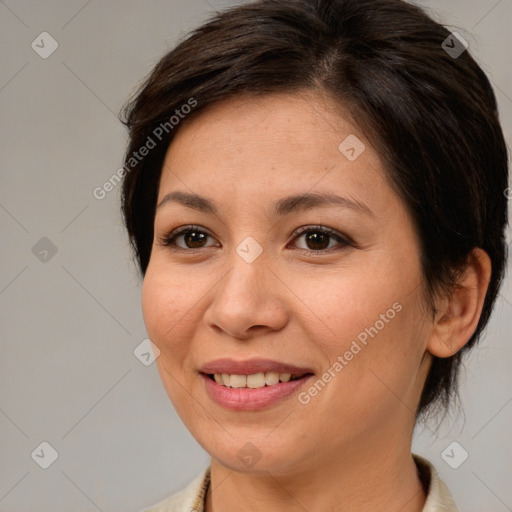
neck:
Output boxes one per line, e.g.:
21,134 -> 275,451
205,426 -> 426,512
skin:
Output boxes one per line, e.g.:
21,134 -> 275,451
142,91 -> 491,512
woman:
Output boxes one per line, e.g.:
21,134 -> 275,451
120,0 -> 509,510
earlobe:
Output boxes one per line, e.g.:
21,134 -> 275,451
427,248 -> 492,358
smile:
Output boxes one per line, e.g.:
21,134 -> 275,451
199,358 -> 314,410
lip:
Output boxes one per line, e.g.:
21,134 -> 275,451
199,358 -> 315,411
200,358 -> 314,376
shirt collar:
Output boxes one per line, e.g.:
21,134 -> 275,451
143,454 -> 458,511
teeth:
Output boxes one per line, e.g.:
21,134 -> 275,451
265,371 -> 280,386
212,372 -> 296,388
247,373 -> 265,388
230,374 -> 247,388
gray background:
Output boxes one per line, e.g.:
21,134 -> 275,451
0,0 -> 510,510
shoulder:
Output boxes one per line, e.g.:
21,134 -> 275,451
139,466 -> 211,512
413,454 -> 459,512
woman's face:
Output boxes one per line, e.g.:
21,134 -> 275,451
142,92 -> 434,475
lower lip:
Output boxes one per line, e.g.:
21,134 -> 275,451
201,373 -> 313,411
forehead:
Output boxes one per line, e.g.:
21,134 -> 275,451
168,92 -> 360,155
157,92 -> 391,215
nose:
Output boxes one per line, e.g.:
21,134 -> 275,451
202,251 -> 289,340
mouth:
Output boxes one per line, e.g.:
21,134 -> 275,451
199,358 -> 315,411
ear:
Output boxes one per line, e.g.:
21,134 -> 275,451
427,248 -> 492,358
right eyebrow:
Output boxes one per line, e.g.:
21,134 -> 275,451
157,191 -> 219,215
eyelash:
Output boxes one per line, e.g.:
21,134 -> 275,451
157,224 -> 353,255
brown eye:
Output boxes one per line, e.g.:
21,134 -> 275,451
291,226 -> 351,253
159,225 -> 218,250
303,231 -> 331,251
182,230 -> 208,248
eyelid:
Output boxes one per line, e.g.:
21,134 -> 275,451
289,225 -> 354,251
291,225 -> 353,244
156,224 -> 218,251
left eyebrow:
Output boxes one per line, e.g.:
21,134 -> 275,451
273,192 -> 374,217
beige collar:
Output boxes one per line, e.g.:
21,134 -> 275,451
142,454 -> 458,512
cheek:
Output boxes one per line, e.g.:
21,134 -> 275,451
331,295 -> 428,420
141,262 -> 202,362
141,263 -> 208,421
291,261 -> 428,407
288,261 -> 416,352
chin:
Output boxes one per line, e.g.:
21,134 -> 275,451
199,431 -> 307,476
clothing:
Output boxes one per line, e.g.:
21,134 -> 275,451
140,454 -> 458,512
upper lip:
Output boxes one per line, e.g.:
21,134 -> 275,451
200,358 -> 314,376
